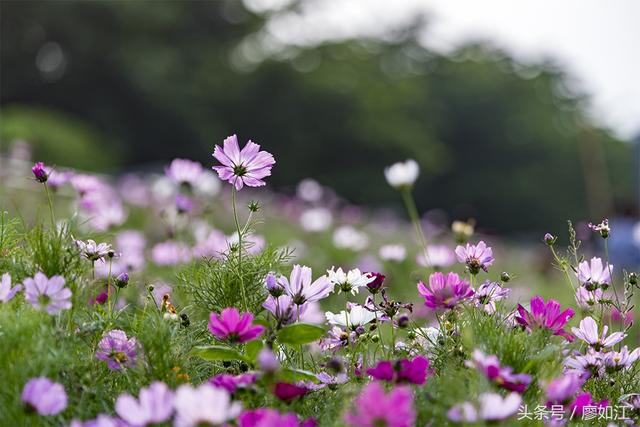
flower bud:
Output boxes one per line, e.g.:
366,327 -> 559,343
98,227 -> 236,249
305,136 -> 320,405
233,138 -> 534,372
115,272 -> 129,289
397,314 -> 410,329
544,233 -> 556,246
629,272 -> 637,286
500,272 -> 511,282
31,162 -> 48,183
248,200 -> 261,212
265,273 -> 284,297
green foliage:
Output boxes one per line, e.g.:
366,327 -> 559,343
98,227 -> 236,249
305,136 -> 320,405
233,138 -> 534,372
277,323 -> 326,346
191,345 -> 248,362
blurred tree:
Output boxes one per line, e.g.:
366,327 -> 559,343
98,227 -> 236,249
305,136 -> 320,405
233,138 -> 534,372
0,0 -> 633,233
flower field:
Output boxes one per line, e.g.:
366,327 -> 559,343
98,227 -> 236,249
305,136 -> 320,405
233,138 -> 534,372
0,135 -> 638,427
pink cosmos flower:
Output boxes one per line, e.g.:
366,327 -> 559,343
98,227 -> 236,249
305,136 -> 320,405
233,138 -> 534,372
344,382 -> 415,427
0,273 -> 22,302
76,239 -> 113,262
23,272 -> 72,314
454,240 -> 494,274
576,257 -> 613,290
32,162 -> 48,182
474,280 -> 510,314
165,158 -> 203,187
21,377 -> 68,416
238,409 -> 316,427
280,264 -> 332,305
569,392 -> 608,416
603,345 -> 640,371
210,373 -> 257,394
417,272 -> 474,311
545,372 -> 584,405
95,329 -> 138,370
115,381 -> 174,426
416,245 -> 456,269
571,316 -> 626,350
465,350 -> 531,393
212,134 -> 275,191
273,382 -> 308,402
565,349 -> 604,379
588,219 -> 609,238
151,241 -> 192,266
515,296 -> 574,341
208,307 -> 265,343
367,356 -> 431,385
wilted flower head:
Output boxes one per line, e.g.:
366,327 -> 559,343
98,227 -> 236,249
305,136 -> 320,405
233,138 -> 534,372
21,377 -> 67,416
23,272 -> 72,314
474,281 -> 510,314
344,382 -> 415,427
545,372 -> 584,404
173,383 -> 242,427
212,134 -> 275,191
417,272 -> 474,311
367,356 -> 431,385
416,245 -> 455,269
95,329 -> 138,370
515,296 -> 574,341
326,304 -> 376,330
165,158 -> 203,188
208,307 -> 265,343
115,381 -> 174,426
280,264 -> 332,305
465,350 -> 531,393
571,316 -> 626,350
576,257 -> 613,290
0,272 -> 22,302
384,159 -> 419,189
326,267 -> 375,295
455,240 -> 494,274
32,162 -> 49,182
588,219 -> 610,238
76,239 -> 113,262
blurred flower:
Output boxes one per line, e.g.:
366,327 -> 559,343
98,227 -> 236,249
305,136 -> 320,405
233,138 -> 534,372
474,280 -> 510,314
515,296 -> 574,341
76,239 -> 113,262
465,350 -> 531,393
384,159 -> 419,189
280,264 -> 332,305
21,377 -> 67,416
416,245 -> 455,269
344,382 -> 415,427
296,178 -> 323,202
210,373 -> 256,394
574,287 -> 605,310
151,241 -> 192,266
212,134 -> 275,191
378,244 -> 406,262
95,329 -> 138,370
115,272 -> 129,289
194,169 -> 221,196
326,304 -> 376,330
588,219 -> 610,238
0,273 -> 22,302
451,220 -> 475,243
23,272 -> 72,314
417,272 -> 474,311
332,225 -> 369,251
448,392 -> 521,423
165,158 -> 203,188
299,207 -> 333,232
208,307 -> 264,343
326,267 -> 375,295
192,229 -> 228,259
570,392 -> 608,416
257,348 -> 280,373
115,381 -> 174,426
239,408 -> 314,427
546,372 -> 583,405
571,316 -> 626,350
367,356 -> 431,385
576,257 -> 613,290
455,240 -> 494,274
31,162 -> 48,182
175,194 -> 194,213
273,382 -> 308,402
69,415 -> 121,427
263,294 -> 300,325
173,383 -> 242,427
308,372 -> 348,391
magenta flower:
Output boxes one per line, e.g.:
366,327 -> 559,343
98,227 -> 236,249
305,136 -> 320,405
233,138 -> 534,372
367,356 -> 431,385
273,382 -> 308,402
344,382 -> 415,427
115,381 -> 174,426
570,392 -> 608,416
95,329 -> 138,370
455,240 -> 494,274
23,272 -> 72,314
465,350 -> 531,393
0,273 -> 22,302
32,162 -> 49,183
571,316 -> 626,350
239,409 -> 316,427
515,296 -> 574,341
365,272 -> 385,294
417,272 -> 474,311
210,373 -> 256,394
208,307 -> 265,343
576,257 -> 613,290
21,377 -> 67,416
165,158 -> 203,187
212,134 -> 275,191
545,372 -> 584,405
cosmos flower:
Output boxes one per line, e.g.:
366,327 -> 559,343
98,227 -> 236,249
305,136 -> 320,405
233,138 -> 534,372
273,382 -> 308,402
115,382 -> 174,426
515,296 -> 574,341
21,377 -> 68,416
319,326 -> 353,351
367,356 -> 431,385
417,272 -> 474,311
545,372 -> 584,405
571,316 -> 626,350
570,392 -> 608,416
332,225 -> 369,251
95,329 -> 138,370
602,346 -> 640,371
307,372 -> 349,391
280,264 -> 332,305
23,272 -> 72,314
212,134 -> 275,191
165,158 -> 203,188
151,241 -> 192,266
31,162 -> 48,183
448,393 -> 521,423
325,304 -> 376,330
326,267 -> 375,295
208,307 -> 265,343
416,245 -> 456,269
210,373 -> 257,394
574,287 -> 606,310
378,244 -> 407,262
299,207 -> 333,232
173,383 -> 242,427
344,382 -> 415,427
257,348 -> 280,373
576,257 -> 613,289
69,415 -> 122,427
455,241 -> 494,274
76,239 -> 113,262
364,272 -> 385,294
465,350 -> 531,393
565,349 -> 604,379
384,159 -> 419,189
473,281 -> 510,314
0,272 -> 22,302
588,219 -> 610,238
238,409 -> 315,427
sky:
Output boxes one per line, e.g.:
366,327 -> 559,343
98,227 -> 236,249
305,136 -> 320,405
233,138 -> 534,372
244,0 -> 640,140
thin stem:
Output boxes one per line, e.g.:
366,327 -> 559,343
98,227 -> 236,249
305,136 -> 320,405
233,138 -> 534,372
231,188 -> 249,312
549,246 -> 577,294
43,183 -> 56,232
400,187 -> 429,262
604,239 -> 620,305
107,258 -> 113,318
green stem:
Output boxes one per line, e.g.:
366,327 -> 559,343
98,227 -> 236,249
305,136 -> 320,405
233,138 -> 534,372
43,183 -> 56,232
400,187 -> 429,260
231,188 -> 249,312
549,246 -> 577,294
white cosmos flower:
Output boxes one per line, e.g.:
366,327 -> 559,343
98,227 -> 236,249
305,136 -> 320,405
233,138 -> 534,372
384,159 -> 419,188
173,383 -> 241,427
332,225 -> 369,251
325,304 -> 376,330
378,244 -> 406,262
300,207 -> 333,232
326,267 -> 375,295
571,316 -> 626,349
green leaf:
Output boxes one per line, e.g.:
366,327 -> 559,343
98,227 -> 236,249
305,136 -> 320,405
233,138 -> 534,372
245,340 -> 263,362
276,323 -> 325,346
279,368 -> 318,383
190,345 -> 246,362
